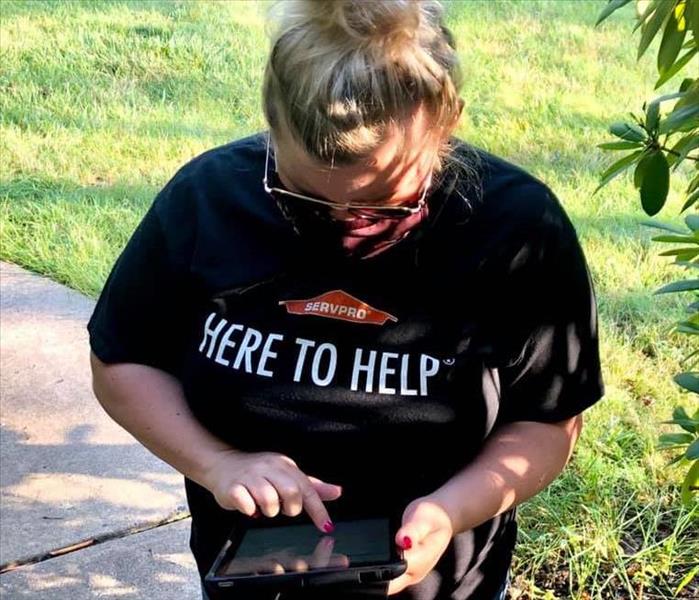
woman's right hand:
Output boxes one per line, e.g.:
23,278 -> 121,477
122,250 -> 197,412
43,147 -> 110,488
202,449 -> 343,533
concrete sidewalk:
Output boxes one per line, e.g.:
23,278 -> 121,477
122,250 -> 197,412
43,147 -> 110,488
0,262 -> 200,599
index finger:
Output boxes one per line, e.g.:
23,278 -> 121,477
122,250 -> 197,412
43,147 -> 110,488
294,475 -> 333,532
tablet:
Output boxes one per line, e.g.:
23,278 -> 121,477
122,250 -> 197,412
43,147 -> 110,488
204,515 -> 407,594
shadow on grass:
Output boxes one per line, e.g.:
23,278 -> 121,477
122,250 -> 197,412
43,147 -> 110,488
0,176 -> 158,207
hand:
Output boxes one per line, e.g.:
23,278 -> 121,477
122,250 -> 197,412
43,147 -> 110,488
202,449 -> 343,532
387,495 -> 455,596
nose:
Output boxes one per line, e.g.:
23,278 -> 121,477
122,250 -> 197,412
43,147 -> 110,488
327,206 -> 356,221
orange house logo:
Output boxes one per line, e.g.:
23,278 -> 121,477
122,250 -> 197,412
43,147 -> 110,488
279,290 -> 398,326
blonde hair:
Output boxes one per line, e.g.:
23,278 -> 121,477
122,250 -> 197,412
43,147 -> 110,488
262,0 -> 465,173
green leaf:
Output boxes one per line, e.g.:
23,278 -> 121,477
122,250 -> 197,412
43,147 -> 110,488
640,150 -> 670,215
668,132 -> 699,169
674,405 -> 690,421
655,279 -> 699,293
680,459 -> 699,507
634,151 -> 652,188
686,214 -> 699,231
666,452 -> 686,466
674,82 -> 699,111
594,150 -> 645,193
638,0 -> 676,59
659,432 -> 695,444
641,219 -> 686,233
596,0 -> 634,25
655,47 -> 698,88
658,247 -> 699,258
681,347 -> 699,368
674,371 -> 699,392
650,90 -> 688,103
634,0 -> 665,31
652,234 -> 697,242
682,188 -> 699,212
659,102 -> 699,134
646,99 -> 661,132
657,5 -> 687,75
677,323 -> 699,334
687,439 -> 699,459
597,141 -> 644,150
609,122 -> 647,142
661,416 -> 698,433
663,418 -> 698,432
679,77 -> 696,92
688,0 -> 699,44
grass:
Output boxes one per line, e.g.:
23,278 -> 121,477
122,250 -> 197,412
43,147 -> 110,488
1,0 -> 697,598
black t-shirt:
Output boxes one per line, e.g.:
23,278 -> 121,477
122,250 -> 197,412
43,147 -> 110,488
87,132 -> 605,600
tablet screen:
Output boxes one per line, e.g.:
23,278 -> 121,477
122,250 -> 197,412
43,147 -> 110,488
216,517 -> 394,577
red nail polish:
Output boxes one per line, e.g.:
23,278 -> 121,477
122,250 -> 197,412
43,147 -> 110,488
323,521 -> 335,533
402,536 -> 412,550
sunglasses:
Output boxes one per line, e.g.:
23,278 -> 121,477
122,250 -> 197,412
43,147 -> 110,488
263,134 -> 433,221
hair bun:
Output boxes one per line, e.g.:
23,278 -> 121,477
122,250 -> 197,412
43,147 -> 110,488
296,0 -> 430,49
263,0 -> 463,168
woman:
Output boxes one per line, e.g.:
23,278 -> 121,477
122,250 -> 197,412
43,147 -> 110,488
88,1 -> 604,599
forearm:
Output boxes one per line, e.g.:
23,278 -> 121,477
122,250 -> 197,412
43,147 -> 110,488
89,351 -> 236,490
430,416 -> 583,534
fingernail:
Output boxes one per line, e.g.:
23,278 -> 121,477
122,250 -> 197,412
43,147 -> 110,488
323,521 -> 335,533
402,536 -> 412,550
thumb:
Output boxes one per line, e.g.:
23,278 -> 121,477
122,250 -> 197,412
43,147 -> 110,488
308,476 -> 343,501
395,516 -> 431,551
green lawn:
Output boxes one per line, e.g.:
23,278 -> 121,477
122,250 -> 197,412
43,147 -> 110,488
1,1 -> 697,597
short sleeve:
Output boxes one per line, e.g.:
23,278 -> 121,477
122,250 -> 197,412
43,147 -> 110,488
492,189 -> 605,427
87,195 -> 192,378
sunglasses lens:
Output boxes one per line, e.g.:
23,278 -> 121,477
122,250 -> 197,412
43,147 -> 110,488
349,207 -> 407,220
278,196 -> 334,221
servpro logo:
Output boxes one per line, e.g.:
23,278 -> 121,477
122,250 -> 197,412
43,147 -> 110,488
279,290 -> 398,326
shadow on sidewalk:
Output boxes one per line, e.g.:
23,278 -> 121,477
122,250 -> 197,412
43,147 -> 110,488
1,423 -> 189,562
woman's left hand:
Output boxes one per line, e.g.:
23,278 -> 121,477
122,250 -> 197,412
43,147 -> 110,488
387,495 -> 455,596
